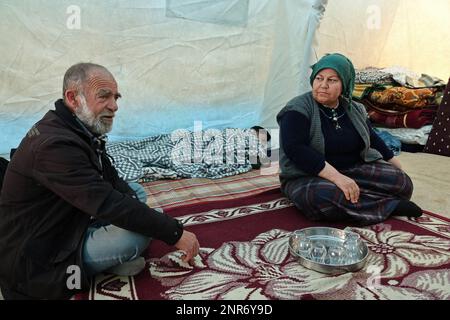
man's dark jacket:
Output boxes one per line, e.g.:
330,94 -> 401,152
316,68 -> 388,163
0,100 -> 183,299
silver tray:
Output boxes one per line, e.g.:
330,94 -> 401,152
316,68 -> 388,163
289,227 -> 369,275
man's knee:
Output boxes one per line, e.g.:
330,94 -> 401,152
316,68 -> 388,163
106,226 -> 151,259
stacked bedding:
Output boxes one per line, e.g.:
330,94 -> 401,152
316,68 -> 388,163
354,67 -> 446,149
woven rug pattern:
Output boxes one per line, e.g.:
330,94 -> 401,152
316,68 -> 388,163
78,188 -> 450,300
142,165 -> 280,209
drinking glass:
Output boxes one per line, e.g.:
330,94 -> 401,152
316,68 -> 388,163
327,245 -> 346,265
343,232 -> 361,264
310,242 -> 327,263
295,232 -> 312,258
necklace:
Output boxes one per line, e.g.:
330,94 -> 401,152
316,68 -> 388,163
319,105 -> 345,130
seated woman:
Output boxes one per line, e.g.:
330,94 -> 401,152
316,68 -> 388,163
277,53 -> 422,225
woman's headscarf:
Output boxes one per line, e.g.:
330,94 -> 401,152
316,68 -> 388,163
309,53 -> 356,105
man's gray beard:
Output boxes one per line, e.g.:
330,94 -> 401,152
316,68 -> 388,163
74,95 -> 113,135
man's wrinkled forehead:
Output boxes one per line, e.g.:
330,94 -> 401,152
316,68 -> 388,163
84,70 -> 118,93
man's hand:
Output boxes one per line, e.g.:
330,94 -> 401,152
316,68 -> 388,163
174,230 -> 200,264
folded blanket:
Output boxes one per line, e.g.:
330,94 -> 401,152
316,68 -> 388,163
381,66 -> 447,88
375,126 -> 433,145
353,84 -> 394,100
361,97 -> 438,112
106,128 -> 269,182
355,67 -> 394,85
367,107 -> 435,129
360,98 -> 437,129
369,87 -> 437,108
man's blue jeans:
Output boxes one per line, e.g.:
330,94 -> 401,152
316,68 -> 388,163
82,182 -> 152,277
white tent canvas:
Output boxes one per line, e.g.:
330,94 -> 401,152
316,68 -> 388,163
317,0 -> 449,81
0,0 -> 324,156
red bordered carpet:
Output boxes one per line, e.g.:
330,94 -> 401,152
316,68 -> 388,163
76,188 -> 450,300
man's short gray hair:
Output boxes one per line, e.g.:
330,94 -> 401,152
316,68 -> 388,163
62,62 -> 110,99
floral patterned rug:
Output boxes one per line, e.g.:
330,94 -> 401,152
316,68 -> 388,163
78,189 -> 450,300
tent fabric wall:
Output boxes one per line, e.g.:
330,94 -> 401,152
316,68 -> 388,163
0,0 -> 324,156
316,0 -> 450,81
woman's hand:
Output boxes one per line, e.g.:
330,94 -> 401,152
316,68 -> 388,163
318,162 -> 360,204
387,156 -> 402,170
332,174 -> 360,204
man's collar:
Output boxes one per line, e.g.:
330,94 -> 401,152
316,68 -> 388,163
54,99 -> 108,145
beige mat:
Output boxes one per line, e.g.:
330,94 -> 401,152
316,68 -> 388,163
398,152 -> 450,218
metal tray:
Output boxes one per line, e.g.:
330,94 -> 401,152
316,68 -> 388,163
288,227 -> 369,275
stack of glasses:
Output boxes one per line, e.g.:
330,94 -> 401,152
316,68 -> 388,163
292,229 -> 364,265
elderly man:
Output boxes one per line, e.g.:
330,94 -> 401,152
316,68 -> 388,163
0,63 -> 199,300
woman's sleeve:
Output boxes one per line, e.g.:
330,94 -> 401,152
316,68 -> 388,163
367,119 -> 394,160
280,111 -> 326,175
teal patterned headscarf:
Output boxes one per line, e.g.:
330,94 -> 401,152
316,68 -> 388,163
310,53 -> 356,105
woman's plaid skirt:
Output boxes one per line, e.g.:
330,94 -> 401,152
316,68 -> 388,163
281,161 -> 413,226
